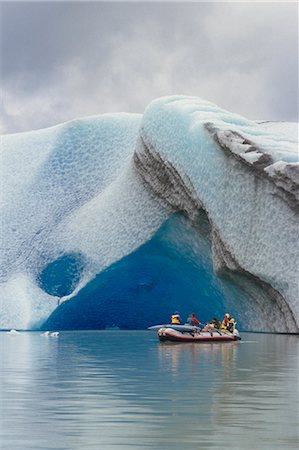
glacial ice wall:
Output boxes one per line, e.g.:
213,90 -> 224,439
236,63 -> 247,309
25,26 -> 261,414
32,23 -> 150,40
1,96 -> 298,332
137,97 -> 298,331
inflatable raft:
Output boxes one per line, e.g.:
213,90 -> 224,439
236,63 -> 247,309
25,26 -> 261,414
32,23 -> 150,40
149,324 -> 241,342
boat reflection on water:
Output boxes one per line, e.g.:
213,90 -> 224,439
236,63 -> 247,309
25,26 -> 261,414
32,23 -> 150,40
157,339 -> 239,378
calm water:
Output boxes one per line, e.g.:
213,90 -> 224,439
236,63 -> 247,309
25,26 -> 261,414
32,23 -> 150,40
0,331 -> 298,450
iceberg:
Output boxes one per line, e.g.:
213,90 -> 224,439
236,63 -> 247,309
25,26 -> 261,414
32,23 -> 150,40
1,96 -> 298,333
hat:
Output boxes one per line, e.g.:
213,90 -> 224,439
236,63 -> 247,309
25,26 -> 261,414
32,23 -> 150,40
225,313 -> 230,318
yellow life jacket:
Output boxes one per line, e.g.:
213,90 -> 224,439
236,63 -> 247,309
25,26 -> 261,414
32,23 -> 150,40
171,314 -> 180,324
228,319 -> 235,332
220,319 -> 229,330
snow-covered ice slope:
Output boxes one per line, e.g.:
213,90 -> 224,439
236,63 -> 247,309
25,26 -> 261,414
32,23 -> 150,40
1,96 -> 298,332
0,113 -> 168,329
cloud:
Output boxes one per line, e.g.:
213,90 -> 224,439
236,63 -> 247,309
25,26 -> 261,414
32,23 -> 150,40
1,1 -> 298,133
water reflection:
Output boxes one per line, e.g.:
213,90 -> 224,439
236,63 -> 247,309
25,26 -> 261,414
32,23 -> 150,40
157,340 -> 239,378
1,331 -> 298,450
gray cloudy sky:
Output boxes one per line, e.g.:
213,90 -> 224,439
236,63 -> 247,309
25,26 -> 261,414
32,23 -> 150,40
1,1 -> 298,134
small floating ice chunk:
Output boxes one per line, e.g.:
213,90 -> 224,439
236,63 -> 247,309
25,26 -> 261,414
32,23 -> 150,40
50,331 -> 59,337
7,329 -> 20,335
41,331 -> 50,336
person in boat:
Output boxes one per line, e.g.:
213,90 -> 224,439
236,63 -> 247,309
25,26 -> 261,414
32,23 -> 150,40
220,313 -> 231,330
211,317 -> 221,329
202,317 -> 220,331
171,311 -> 183,324
227,318 -> 236,333
186,313 -> 201,327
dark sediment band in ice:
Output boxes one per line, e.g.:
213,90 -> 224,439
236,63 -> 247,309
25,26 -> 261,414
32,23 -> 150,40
205,122 -> 299,213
